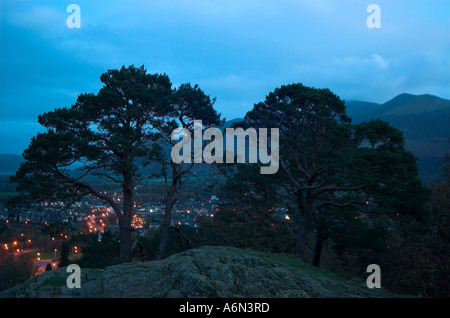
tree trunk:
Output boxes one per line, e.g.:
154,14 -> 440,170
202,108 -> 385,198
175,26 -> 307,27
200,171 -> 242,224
294,213 -> 310,261
294,192 -> 314,261
154,205 -> 171,260
119,215 -> 132,263
155,180 -> 177,260
313,235 -> 324,267
313,214 -> 330,268
119,174 -> 134,263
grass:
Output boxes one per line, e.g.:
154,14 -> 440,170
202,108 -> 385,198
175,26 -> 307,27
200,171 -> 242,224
38,252 -> 61,260
0,191 -> 19,197
44,276 -> 66,288
217,245 -> 408,298
228,246 -> 341,278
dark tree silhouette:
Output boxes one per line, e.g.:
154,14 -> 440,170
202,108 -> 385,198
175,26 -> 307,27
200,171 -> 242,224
59,241 -> 70,268
153,83 -> 223,259
228,83 -> 429,261
11,65 -> 222,263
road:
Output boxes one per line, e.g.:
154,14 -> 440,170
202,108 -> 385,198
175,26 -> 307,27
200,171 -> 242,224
13,248 -> 39,256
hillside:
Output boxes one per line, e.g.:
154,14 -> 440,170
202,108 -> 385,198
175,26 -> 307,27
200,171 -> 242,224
346,93 -> 450,182
344,100 -> 381,123
0,246 -> 398,298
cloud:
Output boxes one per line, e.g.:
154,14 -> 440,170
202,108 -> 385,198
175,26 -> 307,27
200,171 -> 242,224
5,3 -> 65,31
370,54 -> 389,69
334,54 -> 392,70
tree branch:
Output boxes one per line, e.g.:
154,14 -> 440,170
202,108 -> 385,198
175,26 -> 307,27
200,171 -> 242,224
54,167 -> 122,220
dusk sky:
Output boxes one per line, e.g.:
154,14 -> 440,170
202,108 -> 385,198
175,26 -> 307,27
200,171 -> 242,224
0,0 -> 449,155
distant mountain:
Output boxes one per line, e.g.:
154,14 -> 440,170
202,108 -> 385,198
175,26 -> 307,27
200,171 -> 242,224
0,154 -> 23,175
346,93 -> 450,182
344,100 -> 380,123
221,118 -> 245,129
347,93 -> 449,139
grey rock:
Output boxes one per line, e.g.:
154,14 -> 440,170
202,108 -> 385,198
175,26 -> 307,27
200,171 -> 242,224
0,246 -> 397,298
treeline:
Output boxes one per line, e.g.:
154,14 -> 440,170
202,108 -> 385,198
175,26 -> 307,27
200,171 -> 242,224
8,65 -> 449,298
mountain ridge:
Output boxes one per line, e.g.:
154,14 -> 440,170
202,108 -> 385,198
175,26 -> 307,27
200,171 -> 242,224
346,93 -> 449,182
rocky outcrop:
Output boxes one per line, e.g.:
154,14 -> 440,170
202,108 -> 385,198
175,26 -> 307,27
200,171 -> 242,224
0,246 -> 396,298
